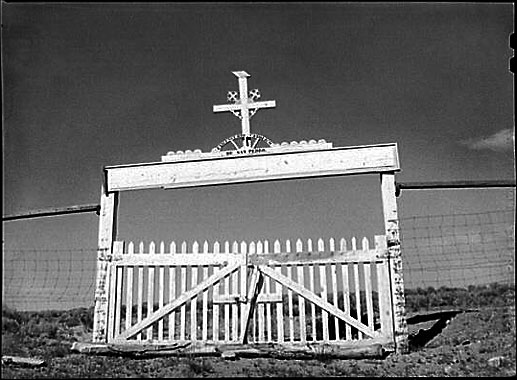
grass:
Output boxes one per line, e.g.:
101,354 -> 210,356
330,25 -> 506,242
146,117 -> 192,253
1,283 -> 515,377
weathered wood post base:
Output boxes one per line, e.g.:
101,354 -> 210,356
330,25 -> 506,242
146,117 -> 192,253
381,173 -> 409,354
92,186 -> 119,343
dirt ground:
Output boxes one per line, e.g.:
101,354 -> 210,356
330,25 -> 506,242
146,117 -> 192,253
1,305 -> 515,378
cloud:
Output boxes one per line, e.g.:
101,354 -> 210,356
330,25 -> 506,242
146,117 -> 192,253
461,128 -> 515,152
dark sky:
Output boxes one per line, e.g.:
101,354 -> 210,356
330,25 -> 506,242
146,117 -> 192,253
2,3 -> 515,254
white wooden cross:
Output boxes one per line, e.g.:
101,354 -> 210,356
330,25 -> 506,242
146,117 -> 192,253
213,71 -> 276,136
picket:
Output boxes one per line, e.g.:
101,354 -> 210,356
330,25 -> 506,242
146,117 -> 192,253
191,241 -> 199,341
202,241 -> 209,341
296,239 -> 306,343
231,241 -> 239,342
330,259 -> 339,339
263,240 -> 273,342
114,242 -> 123,339
255,242 -> 265,342
317,239 -> 329,342
224,241 -> 231,342
169,241 -> 176,340
362,237 -> 374,330
273,240 -> 284,343
341,251 -> 352,340
239,241 -> 248,339
137,242 -> 144,340
180,242 -> 187,340
126,242 -> 134,332
352,237 -> 362,340
286,240 -> 294,342
212,241 -> 220,341
107,250 -> 117,340
147,242 -> 155,340
158,242 -> 165,340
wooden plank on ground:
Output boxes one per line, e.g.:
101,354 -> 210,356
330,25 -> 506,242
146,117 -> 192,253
1,356 -> 46,367
73,341 -> 387,359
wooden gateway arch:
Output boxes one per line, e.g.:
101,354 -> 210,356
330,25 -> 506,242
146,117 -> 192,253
81,71 -> 408,359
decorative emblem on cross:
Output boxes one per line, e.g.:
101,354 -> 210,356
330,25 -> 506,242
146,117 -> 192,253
213,71 -> 276,136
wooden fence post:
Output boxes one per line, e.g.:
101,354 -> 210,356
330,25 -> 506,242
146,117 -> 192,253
92,185 -> 119,343
380,173 -> 408,354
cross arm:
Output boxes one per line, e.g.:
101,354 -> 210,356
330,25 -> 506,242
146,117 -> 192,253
213,100 -> 276,113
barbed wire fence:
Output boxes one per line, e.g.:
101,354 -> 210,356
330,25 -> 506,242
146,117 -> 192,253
2,207 -> 514,312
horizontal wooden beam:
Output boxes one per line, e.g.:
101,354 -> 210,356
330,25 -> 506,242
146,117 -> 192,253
249,249 -> 384,265
212,293 -> 283,304
105,143 -> 399,192
2,204 -> 100,221
112,253 -> 242,266
111,250 -> 385,266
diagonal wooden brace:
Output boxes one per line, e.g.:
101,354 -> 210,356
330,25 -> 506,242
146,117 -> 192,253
258,265 -> 377,338
117,261 -> 242,341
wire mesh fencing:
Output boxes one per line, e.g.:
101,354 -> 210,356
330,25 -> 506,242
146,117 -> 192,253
400,209 -> 515,290
2,248 -> 97,311
2,209 -> 515,312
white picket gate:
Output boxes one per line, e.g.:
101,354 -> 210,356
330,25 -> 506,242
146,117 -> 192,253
104,235 -> 394,354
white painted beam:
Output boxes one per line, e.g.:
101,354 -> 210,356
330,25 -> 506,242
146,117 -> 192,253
105,143 -> 399,192
213,100 -> 276,112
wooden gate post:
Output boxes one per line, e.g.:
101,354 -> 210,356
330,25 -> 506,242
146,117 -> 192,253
92,185 -> 119,343
380,173 -> 408,354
